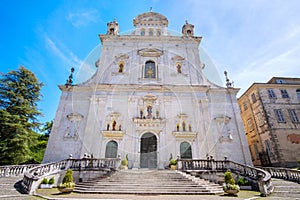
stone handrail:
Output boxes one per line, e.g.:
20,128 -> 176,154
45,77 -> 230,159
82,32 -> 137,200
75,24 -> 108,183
0,164 -> 39,177
22,158 -> 121,194
261,167 -> 300,183
178,159 -> 274,197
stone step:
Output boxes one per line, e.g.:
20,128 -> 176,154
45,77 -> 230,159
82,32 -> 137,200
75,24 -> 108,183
74,169 -> 224,195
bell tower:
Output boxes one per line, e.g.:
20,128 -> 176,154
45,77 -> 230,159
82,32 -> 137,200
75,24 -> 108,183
106,19 -> 119,35
182,20 -> 194,37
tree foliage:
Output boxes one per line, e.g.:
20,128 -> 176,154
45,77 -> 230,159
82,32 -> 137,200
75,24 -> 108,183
0,66 -> 44,165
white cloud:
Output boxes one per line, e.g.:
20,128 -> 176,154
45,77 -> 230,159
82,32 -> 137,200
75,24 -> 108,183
45,36 -> 83,70
66,9 -> 99,28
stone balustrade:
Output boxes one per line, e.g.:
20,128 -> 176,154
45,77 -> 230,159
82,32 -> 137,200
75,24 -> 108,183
0,164 -> 39,177
22,158 -> 121,194
261,167 -> 300,183
178,159 -> 274,197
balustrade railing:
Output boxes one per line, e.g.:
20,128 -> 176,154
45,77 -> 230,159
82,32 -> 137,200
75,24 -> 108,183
261,167 -> 300,183
0,164 -> 39,177
22,158 -> 121,194
178,159 -> 274,197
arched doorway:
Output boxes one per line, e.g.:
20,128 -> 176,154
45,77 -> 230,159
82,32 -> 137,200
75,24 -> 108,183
140,133 -> 157,168
180,142 -> 192,159
105,140 -> 118,158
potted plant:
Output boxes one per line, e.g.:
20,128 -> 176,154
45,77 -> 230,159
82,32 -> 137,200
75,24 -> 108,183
238,177 -> 251,190
223,170 -> 240,195
169,159 -> 177,170
58,169 -> 75,193
39,177 -> 55,189
120,154 -> 129,170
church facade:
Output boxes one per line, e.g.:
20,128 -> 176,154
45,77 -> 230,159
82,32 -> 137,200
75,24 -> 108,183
43,11 -> 252,168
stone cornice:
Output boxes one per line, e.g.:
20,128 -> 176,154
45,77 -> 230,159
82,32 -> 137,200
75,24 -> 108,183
99,34 -> 202,45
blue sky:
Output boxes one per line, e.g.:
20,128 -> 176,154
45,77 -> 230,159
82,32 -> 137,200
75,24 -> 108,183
1,0 -> 300,124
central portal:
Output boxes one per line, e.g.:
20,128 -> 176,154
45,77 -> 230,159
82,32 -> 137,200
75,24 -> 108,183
140,132 -> 157,168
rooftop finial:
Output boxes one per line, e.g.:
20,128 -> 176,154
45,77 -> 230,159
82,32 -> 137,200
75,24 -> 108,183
224,70 -> 233,88
150,7 -> 152,12
65,67 -> 75,88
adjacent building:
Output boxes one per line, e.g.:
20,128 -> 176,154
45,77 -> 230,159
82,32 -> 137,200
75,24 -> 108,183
238,77 -> 300,167
43,11 -> 252,168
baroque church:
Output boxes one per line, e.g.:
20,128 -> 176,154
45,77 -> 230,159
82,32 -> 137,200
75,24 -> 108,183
43,11 -> 252,168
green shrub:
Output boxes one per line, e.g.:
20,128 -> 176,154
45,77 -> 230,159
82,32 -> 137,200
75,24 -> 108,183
41,178 -> 48,184
224,170 -> 235,185
237,177 -> 250,186
62,169 -> 73,184
223,170 -> 240,192
169,159 -> 177,166
48,177 -> 54,185
121,159 -> 128,166
121,154 -> 128,166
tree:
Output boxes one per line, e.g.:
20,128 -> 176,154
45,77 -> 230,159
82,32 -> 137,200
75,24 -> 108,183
0,66 -> 44,165
29,120 -> 53,163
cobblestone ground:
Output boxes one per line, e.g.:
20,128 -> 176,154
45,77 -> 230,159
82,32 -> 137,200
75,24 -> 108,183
1,176 -> 299,200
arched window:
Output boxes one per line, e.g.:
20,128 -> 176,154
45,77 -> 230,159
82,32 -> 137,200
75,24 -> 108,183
297,89 -> 300,101
141,29 -> 145,36
118,62 -> 124,73
105,140 -> 118,158
187,30 -> 192,36
144,60 -> 156,78
180,142 -> 192,159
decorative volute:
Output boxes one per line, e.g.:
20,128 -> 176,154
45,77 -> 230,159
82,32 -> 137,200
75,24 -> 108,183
182,20 -> 194,37
106,19 -> 119,35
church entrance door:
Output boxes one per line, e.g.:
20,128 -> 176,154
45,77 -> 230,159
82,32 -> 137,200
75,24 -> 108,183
140,133 -> 157,168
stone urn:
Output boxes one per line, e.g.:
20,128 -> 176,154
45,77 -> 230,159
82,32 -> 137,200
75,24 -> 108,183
224,189 -> 239,195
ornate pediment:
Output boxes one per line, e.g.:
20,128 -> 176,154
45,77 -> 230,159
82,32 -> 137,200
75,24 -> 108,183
214,115 -> 231,124
138,48 -> 163,57
115,53 -> 129,60
171,55 -> 185,61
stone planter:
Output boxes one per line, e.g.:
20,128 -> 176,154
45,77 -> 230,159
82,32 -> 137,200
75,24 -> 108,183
170,165 -> 177,170
58,187 -> 74,193
224,189 -> 239,195
120,165 -> 128,170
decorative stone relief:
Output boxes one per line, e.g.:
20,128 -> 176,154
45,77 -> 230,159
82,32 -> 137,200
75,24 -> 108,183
172,113 -> 196,140
214,115 -> 233,142
133,94 -> 166,133
64,112 -> 84,140
101,112 -> 125,140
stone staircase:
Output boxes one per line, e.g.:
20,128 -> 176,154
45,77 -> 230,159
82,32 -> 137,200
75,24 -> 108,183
266,178 -> 300,199
74,169 -> 224,195
0,175 -> 30,199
